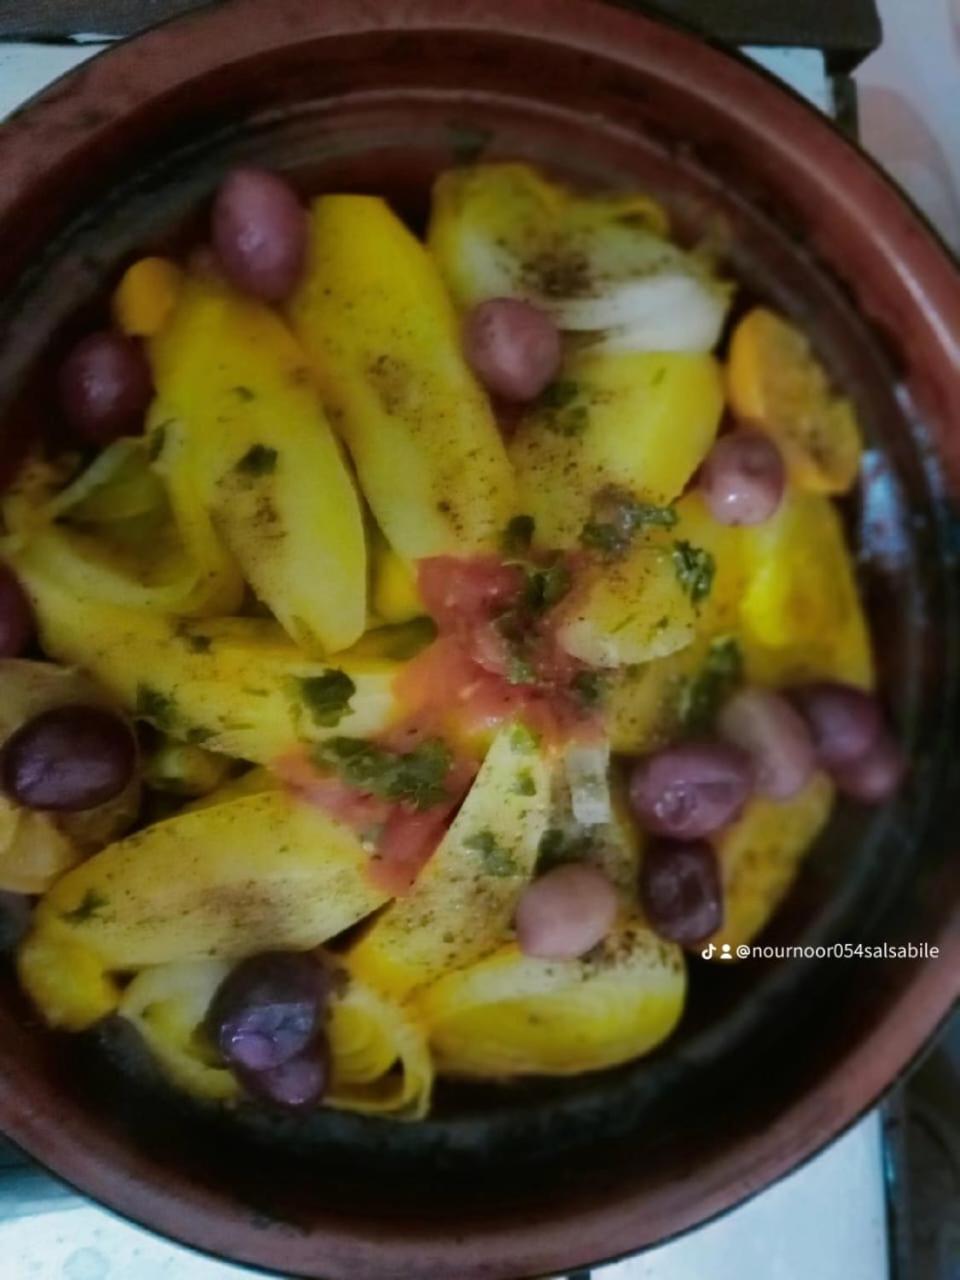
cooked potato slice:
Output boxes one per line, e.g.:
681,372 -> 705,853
510,350 -> 724,550
702,772 -> 835,954
370,530 -> 425,625
12,559 -> 403,764
0,804 -> 80,896
728,307 -> 862,494
739,491 -> 874,688
349,725 -> 553,998
417,920 -> 685,1077
150,276 -> 367,653
288,195 -> 515,558
20,789 -> 389,1030
556,493 -> 737,670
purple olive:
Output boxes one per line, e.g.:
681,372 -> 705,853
207,951 -> 331,1074
463,298 -> 562,403
628,741 -> 753,839
1,704 -> 137,811
698,429 -> 786,526
237,1038 -> 330,1110
832,731 -> 906,803
792,682 -> 883,770
718,686 -> 815,800
0,562 -> 34,658
58,331 -> 152,445
640,840 -> 723,945
211,168 -> 307,302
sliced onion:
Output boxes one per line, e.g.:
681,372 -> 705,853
564,740 -> 612,826
588,276 -> 729,353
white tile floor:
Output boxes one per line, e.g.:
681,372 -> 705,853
0,33 -> 897,1280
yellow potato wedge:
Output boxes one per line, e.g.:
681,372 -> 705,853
417,921 -> 685,1077
349,724 -> 553,999
739,490 -> 874,689
20,788 -> 389,1030
150,275 -> 367,653
510,350 -> 723,550
288,195 -> 515,558
11,557 -> 402,764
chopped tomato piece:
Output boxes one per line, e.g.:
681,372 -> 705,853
274,749 -> 391,831
417,555 -> 525,633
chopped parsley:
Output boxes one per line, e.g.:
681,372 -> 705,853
185,725 -> 215,745
232,386 -> 256,403
299,671 -> 356,728
544,404 -> 589,437
234,444 -> 278,477
60,889 -> 109,926
513,769 -> 536,796
501,514 -> 535,556
678,636 -> 743,733
537,827 -> 595,873
539,380 -> 580,409
464,828 -> 519,876
312,736 -> 453,810
539,380 -> 589,437
672,540 -> 715,605
522,560 -> 572,614
505,652 -> 537,686
509,724 -> 539,753
570,669 -> 610,708
580,493 -> 678,556
135,683 -> 178,732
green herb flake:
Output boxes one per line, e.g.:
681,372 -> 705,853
523,560 -> 572,614
579,495 -> 677,556
580,520 -> 628,555
185,725 -> 215,745
60,889 -> 109,926
135,683 -> 178,731
570,669 -> 610,708
464,828 -> 519,877
312,736 -> 454,811
232,386 -> 256,403
234,444 -> 278,477
501,514 -> 535,556
537,827 -> 595,873
678,635 -> 743,733
539,380 -> 580,410
299,670 -> 357,728
672,540 -> 715,605
505,652 -> 536,686
545,404 -> 590,438
509,724 -> 539,753
513,769 -> 536,797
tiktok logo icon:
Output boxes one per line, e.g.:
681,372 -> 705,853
700,943 -> 735,960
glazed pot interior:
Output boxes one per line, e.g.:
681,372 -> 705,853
0,5 -> 958,1276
